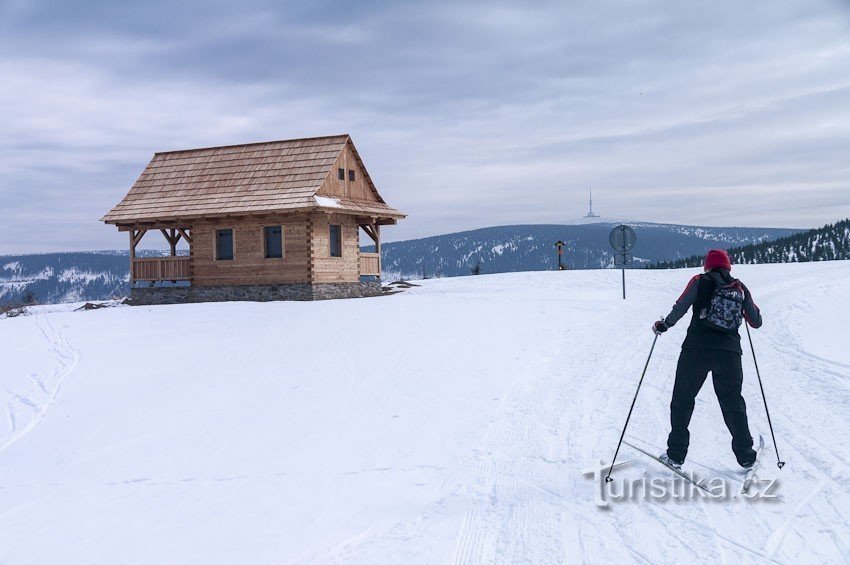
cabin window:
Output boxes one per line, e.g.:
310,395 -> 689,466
216,229 -> 233,260
338,168 -> 345,180
264,226 -> 283,259
329,224 -> 342,257
348,169 -> 355,181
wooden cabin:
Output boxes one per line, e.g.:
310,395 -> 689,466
101,135 -> 405,304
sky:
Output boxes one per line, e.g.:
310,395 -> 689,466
2,0 -> 850,253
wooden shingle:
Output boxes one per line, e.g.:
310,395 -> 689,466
101,134 -> 405,225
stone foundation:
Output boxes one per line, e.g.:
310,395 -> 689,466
129,282 -> 383,305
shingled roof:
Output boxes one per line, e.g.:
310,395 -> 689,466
101,135 -> 405,225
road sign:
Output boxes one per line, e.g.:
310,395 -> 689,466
609,225 -> 637,253
609,225 -> 637,300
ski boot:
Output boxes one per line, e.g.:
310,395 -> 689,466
659,453 -> 683,470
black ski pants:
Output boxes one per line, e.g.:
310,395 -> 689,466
666,347 -> 756,466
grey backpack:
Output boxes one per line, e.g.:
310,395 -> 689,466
699,279 -> 745,333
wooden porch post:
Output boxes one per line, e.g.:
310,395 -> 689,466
375,223 -> 381,278
161,228 -> 180,256
129,231 -> 135,284
129,228 -> 147,284
178,228 -> 193,284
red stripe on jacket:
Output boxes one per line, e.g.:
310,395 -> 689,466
677,275 -> 701,302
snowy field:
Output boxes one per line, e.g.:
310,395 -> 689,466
1,261 -> 849,564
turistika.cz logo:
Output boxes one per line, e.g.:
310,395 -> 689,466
583,461 -> 780,507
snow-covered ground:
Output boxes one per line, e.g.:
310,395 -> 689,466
1,262 -> 849,564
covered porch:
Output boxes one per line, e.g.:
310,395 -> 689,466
125,226 -> 193,284
358,217 -> 395,278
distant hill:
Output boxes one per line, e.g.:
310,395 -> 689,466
650,219 -> 850,269
0,221 -> 801,306
376,221 -> 800,279
0,251 -> 149,307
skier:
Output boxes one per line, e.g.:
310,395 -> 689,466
651,249 -> 762,470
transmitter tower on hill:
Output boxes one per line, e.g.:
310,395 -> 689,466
584,188 -> 600,218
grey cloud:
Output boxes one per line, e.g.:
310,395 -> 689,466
1,0 -> 850,253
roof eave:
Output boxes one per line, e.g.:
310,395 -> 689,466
102,205 -> 406,226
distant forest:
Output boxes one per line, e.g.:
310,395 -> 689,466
651,219 -> 850,269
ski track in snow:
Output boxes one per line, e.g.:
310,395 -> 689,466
0,313 -> 79,454
451,325 -> 574,564
749,272 -> 850,561
312,266 -> 850,564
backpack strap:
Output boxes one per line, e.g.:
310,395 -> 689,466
694,273 -> 714,310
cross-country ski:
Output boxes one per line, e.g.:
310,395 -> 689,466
742,435 -> 766,494
623,439 -> 710,492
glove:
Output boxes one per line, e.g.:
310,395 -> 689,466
652,320 -> 668,335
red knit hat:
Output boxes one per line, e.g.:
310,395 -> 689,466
704,249 -> 732,271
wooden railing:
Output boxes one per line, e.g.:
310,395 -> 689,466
360,252 -> 381,276
132,257 -> 192,281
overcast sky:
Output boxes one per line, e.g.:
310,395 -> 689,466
2,0 -> 850,253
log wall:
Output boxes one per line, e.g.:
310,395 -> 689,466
191,211 -> 367,287
310,213 -> 362,283
192,214 -> 312,286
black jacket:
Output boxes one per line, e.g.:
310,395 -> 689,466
663,269 -> 762,354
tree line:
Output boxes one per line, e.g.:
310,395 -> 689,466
650,219 -> 850,269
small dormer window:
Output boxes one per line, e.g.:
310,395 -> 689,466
348,169 -> 355,181
338,168 -> 345,180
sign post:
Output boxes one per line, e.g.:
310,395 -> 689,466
609,225 -> 637,299
555,240 -> 566,270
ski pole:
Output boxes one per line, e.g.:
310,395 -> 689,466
605,332 -> 659,483
746,323 -> 786,469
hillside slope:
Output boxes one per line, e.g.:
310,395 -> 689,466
653,219 -> 849,269
0,251 -> 152,306
0,222 -> 798,306
1,262 -> 848,563
378,222 -> 798,278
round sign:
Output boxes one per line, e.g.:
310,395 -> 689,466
609,225 -> 637,252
